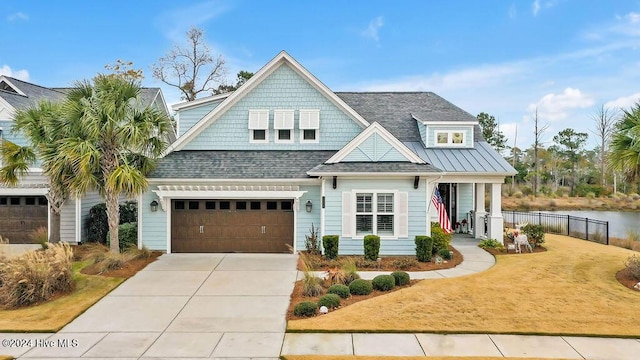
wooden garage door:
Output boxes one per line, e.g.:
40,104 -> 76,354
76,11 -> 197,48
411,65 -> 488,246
0,196 -> 48,244
171,199 -> 294,253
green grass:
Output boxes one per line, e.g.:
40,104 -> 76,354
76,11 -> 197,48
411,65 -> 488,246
0,260 -> 123,332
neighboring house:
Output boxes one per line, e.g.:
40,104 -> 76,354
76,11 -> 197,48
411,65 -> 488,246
140,51 -> 516,254
0,75 -> 173,243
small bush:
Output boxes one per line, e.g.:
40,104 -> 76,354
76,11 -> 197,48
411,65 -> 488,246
322,235 -> 339,260
0,243 -> 74,308
479,238 -> 504,250
349,279 -> 373,295
94,251 -> 136,273
392,257 -> 418,269
363,235 -> 380,261
317,293 -> 341,309
106,222 -> 138,252
514,191 -> 523,198
294,301 -> 318,317
87,202 -> 138,244
372,274 -> 396,291
415,235 -> 433,262
391,271 -> 410,286
327,284 -> 350,298
324,267 -> 347,286
522,224 -> 545,246
30,226 -> 49,249
438,248 -> 453,260
341,259 -> 360,284
0,235 -> 8,244
124,246 -> 152,260
355,258 -> 379,268
302,273 -> 324,297
626,255 -> 640,280
430,225 -> 452,254
305,223 -> 321,255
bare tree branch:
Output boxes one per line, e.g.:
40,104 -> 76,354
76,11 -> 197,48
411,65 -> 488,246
589,104 -> 618,186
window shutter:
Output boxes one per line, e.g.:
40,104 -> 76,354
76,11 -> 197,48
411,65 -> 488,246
397,192 -> 408,238
300,109 -> 320,129
249,110 -> 269,129
274,110 -> 294,129
342,192 -> 353,237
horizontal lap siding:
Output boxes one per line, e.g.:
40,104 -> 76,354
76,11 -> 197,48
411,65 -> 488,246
79,191 -> 103,242
182,64 -> 362,151
458,183 -> 473,223
60,198 -> 76,243
324,178 -> 427,255
295,185 -> 321,252
140,188 -> 167,251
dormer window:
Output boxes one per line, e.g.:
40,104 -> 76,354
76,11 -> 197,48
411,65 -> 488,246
248,109 -> 269,143
435,130 -> 466,146
274,110 -> 294,143
299,109 -> 320,143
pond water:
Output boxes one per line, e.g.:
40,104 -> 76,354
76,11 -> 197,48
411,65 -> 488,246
544,210 -> 640,239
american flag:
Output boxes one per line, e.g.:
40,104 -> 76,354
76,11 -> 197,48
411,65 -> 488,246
431,188 -> 453,234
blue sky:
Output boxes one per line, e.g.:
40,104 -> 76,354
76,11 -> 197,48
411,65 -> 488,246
1,0 -> 640,149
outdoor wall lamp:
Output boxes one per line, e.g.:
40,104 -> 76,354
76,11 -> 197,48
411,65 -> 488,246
306,200 -> 313,212
150,200 -> 159,212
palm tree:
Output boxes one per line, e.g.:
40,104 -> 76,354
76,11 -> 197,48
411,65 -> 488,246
0,101 -> 72,243
609,103 -> 640,186
58,74 -> 172,252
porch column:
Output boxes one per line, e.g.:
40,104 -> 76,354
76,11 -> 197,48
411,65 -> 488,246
488,183 -> 504,244
473,183 -> 486,238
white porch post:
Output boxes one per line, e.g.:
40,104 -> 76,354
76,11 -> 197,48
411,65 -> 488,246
473,183 -> 486,238
488,183 -> 504,243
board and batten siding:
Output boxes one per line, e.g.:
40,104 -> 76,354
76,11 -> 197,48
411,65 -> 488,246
182,64 -> 363,151
324,178 -> 427,255
139,188 -> 167,251
341,133 -> 408,162
294,185 -> 322,252
177,100 -> 224,137
425,125 -> 473,148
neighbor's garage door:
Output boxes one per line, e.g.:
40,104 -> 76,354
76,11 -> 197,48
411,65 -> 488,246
171,199 -> 294,253
0,196 -> 48,244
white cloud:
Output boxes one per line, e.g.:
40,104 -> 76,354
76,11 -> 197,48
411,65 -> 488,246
362,16 -> 384,43
155,1 -> 230,41
532,0 -> 540,16
604,93 -> 640,110
500,122 -> 519,147
509,4 -> 517,19
7,12 -> 28,22
0,65 -> 30,81
527,88 -> 594,121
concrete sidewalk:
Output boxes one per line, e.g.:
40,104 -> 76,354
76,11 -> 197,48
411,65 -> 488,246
282,333 -> 640,359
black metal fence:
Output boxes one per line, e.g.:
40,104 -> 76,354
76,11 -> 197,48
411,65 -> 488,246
502,211 -> 609,245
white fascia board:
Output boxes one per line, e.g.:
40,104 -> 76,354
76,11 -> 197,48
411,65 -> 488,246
171,92 -> 231,111
153,190 -> 307,199
441,174 -> 513,183
0,76 -> 26,96
0,187 -> 49,195
153,89 -> 172,117
326,122 -> 425,164
424,121 -> 478,126
147,178 -> 321,184
165,51 -> 370,154
0,96 -> 16,119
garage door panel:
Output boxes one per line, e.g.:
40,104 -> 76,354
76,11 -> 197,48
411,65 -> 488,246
0,196 -> 48,244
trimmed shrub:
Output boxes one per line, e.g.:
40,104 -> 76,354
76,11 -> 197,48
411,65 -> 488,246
372,274 -> 396,291
479,238 -> 504,250
415,235 -> 433,262
438,248 -> 453,260
349,279 -> 373,295
522,224 -> 545,246
322,235 -> 339,260
391,271 -> 410,286
317,293 -> 341,309
430,224 -> 452,254
87,201 -> 138,244
294,301 -> 318,317
106,222 -> 138,252
363,235 -> 381,261
327,284 -> 350,299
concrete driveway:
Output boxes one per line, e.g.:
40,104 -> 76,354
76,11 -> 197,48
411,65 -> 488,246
11,253 -> 298,359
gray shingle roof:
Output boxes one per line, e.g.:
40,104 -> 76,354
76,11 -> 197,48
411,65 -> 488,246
336,92 -> 484,143
0,77 -> 67,109
405,141 -> 515,174
150,150 -> 337,179
307,162 -> 441,175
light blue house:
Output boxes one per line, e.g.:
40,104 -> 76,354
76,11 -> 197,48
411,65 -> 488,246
140,51 -> 516,254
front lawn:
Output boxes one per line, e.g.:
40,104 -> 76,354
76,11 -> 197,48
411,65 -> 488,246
288,234 -> 640,337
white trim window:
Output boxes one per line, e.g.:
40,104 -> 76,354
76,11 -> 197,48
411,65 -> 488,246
274,109 -> 294,143
355,192 -> 394,237
435,130 -> 466,146
299,109 -> 320,143
248,109 -> 270,143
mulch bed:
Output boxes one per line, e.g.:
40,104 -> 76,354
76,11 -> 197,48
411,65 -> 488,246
616,268 -> 640,291
80,252 -> 162,278
483,237 -> 547,256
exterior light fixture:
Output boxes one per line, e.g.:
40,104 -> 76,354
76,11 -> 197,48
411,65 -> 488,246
150,200 -> 159,212
305,200 -> 313,212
